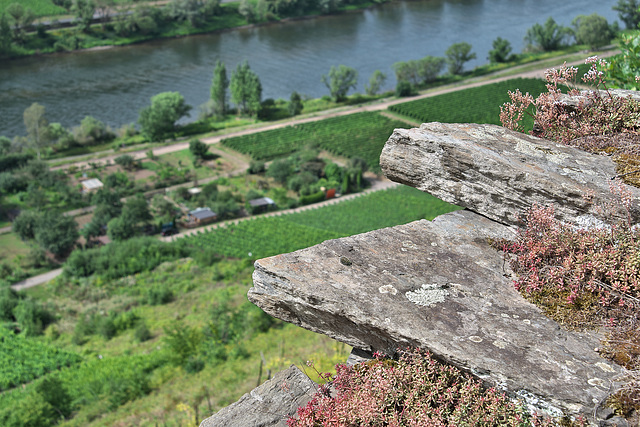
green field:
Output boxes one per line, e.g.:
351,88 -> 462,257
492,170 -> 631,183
388,78 -> 551,128
221,112 -> 409,173
0,328 -> 83,391
0,233 -> 31,263
183,186 -> 459,259
0,0 -> 66,17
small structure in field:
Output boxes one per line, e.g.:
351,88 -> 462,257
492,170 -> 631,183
248,197 -> 276,214
80,178 -> 103,193
185,207 -> 217,228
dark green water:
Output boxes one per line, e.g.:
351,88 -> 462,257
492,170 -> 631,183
0,0 -> 618,138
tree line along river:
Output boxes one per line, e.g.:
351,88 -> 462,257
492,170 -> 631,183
0,0 -> 619,138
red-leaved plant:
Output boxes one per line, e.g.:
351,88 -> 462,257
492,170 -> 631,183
288,348 -> 565,427
500,56 -> 640,144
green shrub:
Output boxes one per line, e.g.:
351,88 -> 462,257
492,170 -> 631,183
299,190 -> 325,205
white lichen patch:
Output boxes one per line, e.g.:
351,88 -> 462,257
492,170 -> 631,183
492,340 -> 507,349
588,378 -> 607,388
379,284 -> 398,295
516,390 -> 564,418
523,319 -> 531,325
595,362 -> 616,373
405,283 -> 449,307
402,240 -> 418,250
250,390 -> 263,402
469,336 -> 483,343
515,140 -> 569,164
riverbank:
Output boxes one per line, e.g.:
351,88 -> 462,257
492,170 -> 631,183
0,0 -> 389,61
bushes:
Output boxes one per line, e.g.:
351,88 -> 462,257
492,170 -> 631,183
299,190 -> 325,205
64,237 -> 190,280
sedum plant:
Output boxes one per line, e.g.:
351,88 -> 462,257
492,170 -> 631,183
288,348 -> 564,427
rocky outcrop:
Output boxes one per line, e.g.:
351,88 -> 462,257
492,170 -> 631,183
211,122 -> 639,426
199,365 -> 316,427
249,210 -> 626,421
380,122 -> 640,227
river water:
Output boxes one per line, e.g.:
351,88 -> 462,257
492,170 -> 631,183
0,0 -> 619,138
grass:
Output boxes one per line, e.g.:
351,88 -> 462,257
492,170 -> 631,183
0,0 -> 66,17
3,258 -> 349,426
0,232 -> 31,264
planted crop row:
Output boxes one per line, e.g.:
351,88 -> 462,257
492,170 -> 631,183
185,217 -> 344,259
0,328 -> 83,391
221,112 -> 409,172
183,186 -> 459,259
388,78 -> 550,127
285,186 -> 457,236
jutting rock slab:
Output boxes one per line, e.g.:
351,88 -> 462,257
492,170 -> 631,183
380,122 -> 640,227
199,365 -> 317,427
249,210 -> 626,422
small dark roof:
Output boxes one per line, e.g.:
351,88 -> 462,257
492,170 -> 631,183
189,207 -> 217,220
248,197 -> 275,207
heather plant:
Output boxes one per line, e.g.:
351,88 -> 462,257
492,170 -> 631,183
288,348 -> 563,427
494,200 -> 640,419
500,56 -> 640,187
501,57 -> 640,142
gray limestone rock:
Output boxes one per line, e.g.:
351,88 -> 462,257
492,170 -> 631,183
199,365 -> 317,427
380,122 -> 640,227
249,210 -> 627,423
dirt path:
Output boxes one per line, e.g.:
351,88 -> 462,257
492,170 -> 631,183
11,268 -> 63,291
51,51 -> 618,174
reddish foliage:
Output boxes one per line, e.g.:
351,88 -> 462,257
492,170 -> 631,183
288,348 -> 561,427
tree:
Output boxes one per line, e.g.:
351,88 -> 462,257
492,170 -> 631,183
393,57 -> 445,86
138,91 -> 191,141
445,42 -> 476,75
23,103 -> 52,159
34,211 -> 79,256
107,216 -> 137,241
72,0 -> 96,32
395,80 -> 414,97
266,158 -> 293,184
189,138 -> 209,159
13,210 -> 42,241
524,17 -> 571,52
210,59 -> 228,117
230,60 -> 262,116
365,70 -> 386,96
5,3 -> 35,44
167,0 -> 209,27
0,13 -> 12,54
488,37 -> 513,63
122,195 -> 152,224
95,0 -> 115,25
321,65 -> 358,102
572,14 -> 613,50
288,91 -> 303,116
613,0 -> 640,29
114,154 -> 136,170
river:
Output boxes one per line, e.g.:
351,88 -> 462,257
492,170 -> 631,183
0,0 -> 619,138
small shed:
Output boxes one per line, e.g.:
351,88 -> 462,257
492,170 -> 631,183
248,197 -> 276,214
81,178 -> 103,193
188,207 -> 217,226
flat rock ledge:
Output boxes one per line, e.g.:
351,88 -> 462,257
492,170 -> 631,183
380,123 -> 640,227
199,365 -> 316,427
249,210 -> 626,423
